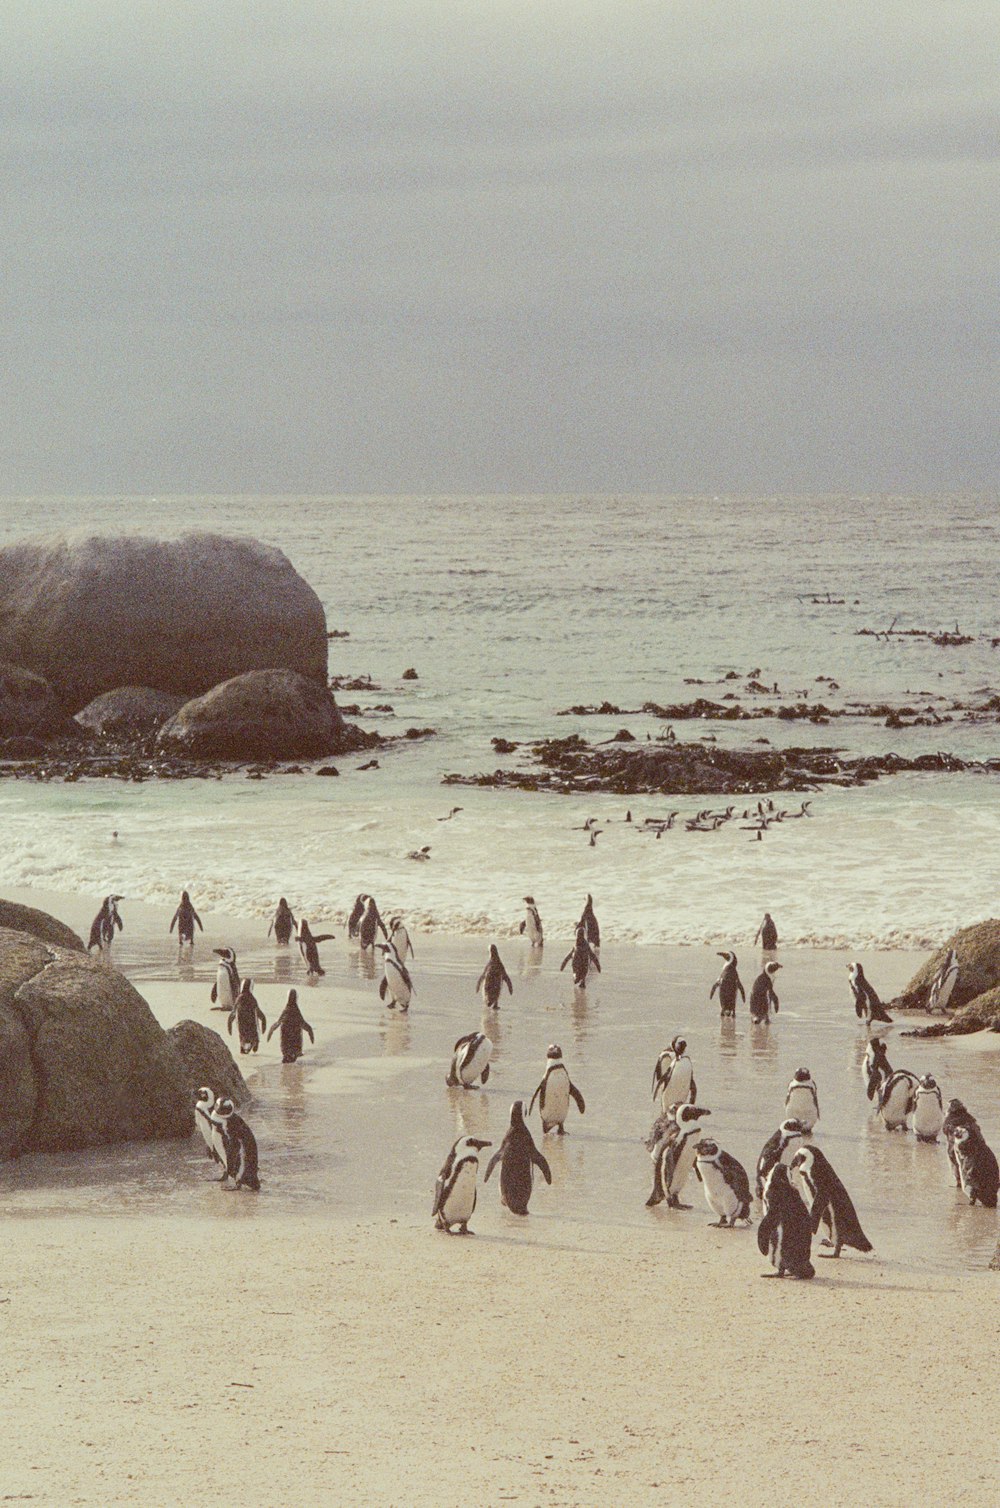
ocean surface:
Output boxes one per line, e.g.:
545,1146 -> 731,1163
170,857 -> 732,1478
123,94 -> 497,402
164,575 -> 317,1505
2,493 -> 999,947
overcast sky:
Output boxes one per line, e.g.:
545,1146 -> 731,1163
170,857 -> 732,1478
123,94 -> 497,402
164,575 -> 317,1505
2,2 -> 997,494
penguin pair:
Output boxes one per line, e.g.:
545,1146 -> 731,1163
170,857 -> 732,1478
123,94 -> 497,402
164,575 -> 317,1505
710,952 -> 744,1016
651,1037 -> 696,1114
476,945 -> 513,1009
646,1102 -> 712,1209
194,1088 -> 260,1191
755,1119 -> 809,1201
266,989 -> 314,1063
944,1100 -> 999,1207
169,891 -> 202,947
348,894 -> 387,950
87,894 -> 124,952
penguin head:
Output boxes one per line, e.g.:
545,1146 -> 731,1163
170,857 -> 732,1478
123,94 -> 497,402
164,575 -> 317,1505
788,1147 -> 811,1173
678,1104 -> 710,1126
194,1086 -> 214,1107
765,961 -> 782,976
490,944 -> 500,958
546,1044 -> 563,1060
510,1100 -> 526,1126
214,947 -> 236,962
695,1138 -> 719,1157
779,1118 -> 806,1140
286,988 -> 298,1007
792,1068 -> 811,1084
299,919 -> 312,935
389,916 -> 402,930
212,1096 -> 235,1122
523,895 -> 535,905
241,976 -> 254,994
671,1036 -> 687,1056
181,890 -> 191,903
919,1073 -> 937,1089
953,1125 -> 971,1147
278,896 -> 289,908
717,951 -> 735,962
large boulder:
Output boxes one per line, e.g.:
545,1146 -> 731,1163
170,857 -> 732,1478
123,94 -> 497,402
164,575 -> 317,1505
74,685 -> 185,737
0,927 -> 193,1158
157,668 -> 347,761
893,919 -> 1000,1014
0,900 -> 84,952
0,661 -> 67,739
166,1019 -> 250,1106
0,532 -> 328,707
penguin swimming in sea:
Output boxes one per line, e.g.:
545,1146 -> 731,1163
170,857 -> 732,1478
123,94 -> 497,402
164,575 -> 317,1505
519,896 -> 544,948
559,925 -> 601,988
483,1101 -> 552,1215
862,1038 -> 893,1103
169,891 -> 202,947
266,988 -> 314,1062
693,1139 -> 752,1228
912,1074 -> 944,1142
446,1030 -> 492,1088
754,912 -> 778,950
748,961 -> 781,1022
210,1096 -> 261,1191
646,1103 -> 712,1209
951,1124 -> 1000,1208
227,977 -> 267,1055
268,897 -> 297,946
193,1087 -> 223,1166
432,1135 -> 492,1234
210,947 -> 240,1011
944,1099 -> 982,1187
358,895 -> 387,951
378,943 -> 414,1011
87,894 -> 124,952
476,944 -> 513,1009
878,1068 -> 918,1130
757,1162 -> 814,1278
710,952 -> 745,1017
578,893 -> 600,953
297,919 -> 337,977
388,915 -> 414,962
784,1068 -> 820,1131
651,1036 -> 696,1114
847,962 -> 893,1025
928,947 -> 959,1013
789,1145 -> 873,1258
528,1044 -> 585,1134
755,1119 -> 809,1201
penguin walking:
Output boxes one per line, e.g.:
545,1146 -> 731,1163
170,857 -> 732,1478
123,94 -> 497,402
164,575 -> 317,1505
432,1135 -> 492,1234
483,1101 -> 552,1215
268,897 -> 297,946
297,920 -> 337,977
227,977 -> 267,1055
559,925 -> 601,988
378,943 -> 414,1010
748,961 -> 781,1022
87,894 -> 124,952
878,1068 -> 919,1130
266,988 -> 314,1062
528,1044 -> 585,1134
912,1074 -> 944,1142
169,890 -> 202,947
210,947 -> 240,1011
519,896 -> 544,947
784,1068 -> 820,1131
476,944 -> 513,1009
358,895 -> 387,951
847,962 -> 893,1025
388,915 -> 414,962
193,1087 -> 223,1166
210,1097 -> 261,1191
862,1038 -> 893,1103
928,948 -> 959,1012
651,1036 -> 696,1114
710,952 -> 745,1016
757,1163 -> 814,1278
789,1145 -> 873,1258
951,1125 -> 1000,1208
755,1119 -> 809,1201
446,1031 -> 492,1088
347,893 -> 368,941
578,893 -> 600,953
944,1099 -> 982,1187
754,912 -> 778,950
693,1139 -> 752,1227
646,1103 -> 712,1209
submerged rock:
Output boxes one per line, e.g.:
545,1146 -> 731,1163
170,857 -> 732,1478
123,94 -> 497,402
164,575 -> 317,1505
165,1019 -> 249,1106
158,668 -> 348,761
75,685 -> 185,737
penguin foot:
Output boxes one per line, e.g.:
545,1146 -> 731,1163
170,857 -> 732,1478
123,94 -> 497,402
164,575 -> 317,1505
556,1126 -> 565,1135
707,1220 -> 728,1228
760,1272 -> 785,1279
458,1226 -> 475,1236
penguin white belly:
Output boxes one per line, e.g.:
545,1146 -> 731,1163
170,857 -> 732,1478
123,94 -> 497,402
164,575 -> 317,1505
668,1135 -> 699,1197
540,1068 -> 571,1129
913,1094 -> 943,1141
392,926 -> 411,959
460,1038 -> 492,1085
881,1082 -> 911,1128
785,1086 -> 818,1130
386,961 -> 411,1008
658,1061 -> 692,1114
442,1162 -> 478,1226
700,1161 -> 739,1221
195,1106 -> 215,1154
526,917 -> 542,945
215,969 -> 235,1010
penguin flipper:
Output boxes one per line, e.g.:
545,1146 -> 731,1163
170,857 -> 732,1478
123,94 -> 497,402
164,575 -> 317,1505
210,983 -> 218,1003
519,921 -> 526,934
226,1011 -> 236,1036
737,979 -> 745,1002
475,967 -> 488,992
590,949 -> 602,972
313,934 -> 337,944
303,1022 -> 314,1043
528,1083 -> 542,1118
480,1063 -> 490,1082
689,1074 -> 697,1103
266,1021 -> 278,1041
559,953 -> 572,972
379,979 -> 388,1000
710,980 -> 719,999
502,968 -> 513,994
483,1147 -> 503,1183
532,1147 -> 552,1184
431,1175 -> 447,1218
570,1084 -> 585,1115
757,1209 -> 777,1257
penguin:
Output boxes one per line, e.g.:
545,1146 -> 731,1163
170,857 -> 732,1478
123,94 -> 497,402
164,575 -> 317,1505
297,920 -> 337,977
528,1044 -> 585,1134
878,1068 -> 918,1130
748,961 -> 781,1022
519,896 -> 544,947
757,1162 -> 815,1278
784,1068 -> 820,1131
227,977 -> 267,1055
483,1101 -> 552,1215
710,952 -> 745,1017
646,1103 -> 712,1209
754,912 -> 778,950
788,1145 -> 873,1258
378,943 -> 414,1011
559,925 -> 601,988
951,1125 -> 1000,1208
944,1099 -> 982,1187
87,894 -> 124,952
862,1037 -> 893,1103
693,1139 -> 752,1227
268,897 -> 297,946
169,890 -> 202,947
358,895 -> 387,951
432,1135 -> 492,1233
755,1119 -> 809,1201
912,1074 -> 945,1142
210,947 -> 240,1011
347,893 -> 368,941
193,1087 -> 222,1164
651,1036 -> 696,1113
476,944 -> 513,1010
928,948 -> 959,1012
579,893 -> 600,953
388,915 -> 414,961
266,988 -> 314,1063
446,1031 -> 492,1088
847,962 -> 893,1025
210,1097 -> 261,1191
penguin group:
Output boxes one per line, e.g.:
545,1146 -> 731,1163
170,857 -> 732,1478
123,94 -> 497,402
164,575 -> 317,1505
193,1087 -> 261,1192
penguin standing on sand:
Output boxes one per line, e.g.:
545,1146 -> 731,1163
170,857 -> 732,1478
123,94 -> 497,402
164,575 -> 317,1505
529,1045 -> 585,1134
297,920 -> 336,977
755,1119 -> 809,1200
519,896 -> 544,947
228,977 -> 267,1055
754,912 -> 778,950
758,1163 -> 814,1278
268,897 -> 297,946
194,1087 -> 222,1165
266,989 -> 314,1063
693,1139 -> 752,1228
210,947 -> 240,1011
388,916 -> 414,962
912,1074 -> 945,1142
710,952 -> 745,1016
652,1037 -> 696,1113
432,1135 -> 492,1234
878,1069 -> 918,1130
928,948 -> 960,1012
789,1145 -> 873,1258
748,961 -> 781,1022
560,925 -> 601,988
378,942 -> 414,1010
951,1125 -> 1000,1208
784,1068 -> 820,1131
943,1099 -> 981,1187
446,1031 -> 492,1088
476,945 -> 513,1009
847,962 -> 893,1025
358,895 -> 387,951
87,895 -> 124,952
210,1097 -> 261,1191
646,1103 -> 712,1209
484,1101 -> 552,1215
169,891 -> 202,947
862,1038 -> 893,1103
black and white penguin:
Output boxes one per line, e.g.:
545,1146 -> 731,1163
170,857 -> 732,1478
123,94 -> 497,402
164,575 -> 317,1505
928,948 -> 959,1012
193,1087 -> 222,1165
748,961 -> 781,1022
388,915 -> 414,962
951,1124 -> 1000,1208
378,943 -> 414,1010
862,1038 -> 893,1103
710,952 -> 745,1016
579,893 -> 600,953
912,1074 -> 944,1142
268,897 -> 297,946
519,896 -> 544,948
358,895 -> 387,951
169,891 -> 202,947
789,1145 -> 873,1258
432,1135 -> 493,1233
847,962 -> 893,1025
210,1096 -> 261,1191
559,925 -> 601,988
87,894 -> 124,952
755,1119 -> 809,1200
476,944 -> 513,1009
528,1044 -> 585,1134
210,947 -> 240,1011
227,977 -> 267,1055
878,1068 -> 918,1130
757,1162 -> 814,1278
446,1031 -> 492,1088
754,912 -> 778,950
784,1068 -> 820,1131
266,988 -> 314,1062
693,1139 -> 752,1227
483,1101 -> 552,1215
651,1036 -> 696,1113
347,893 -> 367,941
297,919 -> 336,977
944,1099 -> 982,1187
646,1103 -> 712,1209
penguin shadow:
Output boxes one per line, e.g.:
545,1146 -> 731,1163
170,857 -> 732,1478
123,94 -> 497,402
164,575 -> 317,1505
518,950 -> 544,982
448,1085 -> 489,1140
351,948 -> 378,983
748,1021 -> 779,1063
481,1012 -> 504,1050
176,953 -> 195,983
272,1063 -> 309,1143
380,1012 -> 412,1056
273,952 -> 292,983
717,1018 -> 738,1055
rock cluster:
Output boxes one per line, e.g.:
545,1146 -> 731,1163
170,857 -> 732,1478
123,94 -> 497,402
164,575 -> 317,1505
898,920 -> 1000,1036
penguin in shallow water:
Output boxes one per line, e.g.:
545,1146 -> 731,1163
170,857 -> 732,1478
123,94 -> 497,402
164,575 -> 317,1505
944,1099 -> 982,1187
755,1119 -> 809,1200
210,947 -> 240,1011
388,915 -> 414,962
878,1068 -> 918,1130
519,896 -> 544,948
446,1030 -> 492,1088
710,952 -> 745,1016
476,945 -> 513,1009
748,961 -> 781,1022
651,1037 -> 696,1113
529,1044 -> 585,1134
347,894 -> 368,941
646,1103 -> 712,1209
268,897 -> 297,946
951,1125 -> 1000,1208
358,896 -> 387,951
379,943 -> 414,1010
228,977 -> 266,1055
757,1163 -> 814,1278
789,1145 -> 872,1258
483,1101 -> 551,1215
560,925 -> 601,988
693,1139 -> 752,1228
169,891 -> 202,947
432,1135 -> 492,1234
784,1068 -> 820,1131
862,1038 -> 893,1103
847,962 -> 893,1025
266,989 -> 314,1062
928,948 -> 959,1012
211,1097 -> 261,1191
193,1087 -> 222,1165
754,912 -> 778,950
87,894 -> 124,952
912,1074 -> 944,1142
579,893 -> 600,953
297,920 -> 336,977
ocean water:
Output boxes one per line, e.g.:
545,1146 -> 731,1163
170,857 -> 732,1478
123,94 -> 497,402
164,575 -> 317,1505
1,493 -> 999,947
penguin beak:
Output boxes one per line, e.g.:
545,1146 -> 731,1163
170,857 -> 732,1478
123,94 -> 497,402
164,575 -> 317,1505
470,1139 -> 492,1150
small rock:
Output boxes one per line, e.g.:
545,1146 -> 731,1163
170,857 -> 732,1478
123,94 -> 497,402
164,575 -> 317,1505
401,668 -> 419,680
315,765 -> 340,776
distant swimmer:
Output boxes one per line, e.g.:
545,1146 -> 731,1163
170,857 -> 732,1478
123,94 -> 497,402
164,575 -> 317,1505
789,1146 -> 872,1259
87,894 -> 124,952
519,896 -> 543,948
446,1030 -> 492,1088
847,962 -> 893,1025
169,890 -> 203,948
757,1163 -> 814,1279
483,1101 -> 551,1215
267,988 -> 314,1063
407,846 -> 431,861
297,919 -> 336,977
378,942 -> 414,1010
754,912 -> 778,949
710,952 -> 745,1017
437,807 -> 463,821
476,944 -> 513,1010
268,897 -> 297,946
559,925 -> 601,988
748,961 -> 781,1022
228,977 -> 266,1055
432,1135 -> 492,1234
693,1139 -> 752,1228
528,1045 -> 585,1135
210,946 -> 240,1011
